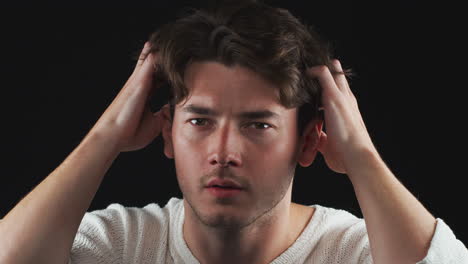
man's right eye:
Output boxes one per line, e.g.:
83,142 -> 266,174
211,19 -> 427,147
189,118 -> 209,126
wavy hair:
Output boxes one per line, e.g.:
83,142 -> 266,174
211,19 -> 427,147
144,0 -> 353,137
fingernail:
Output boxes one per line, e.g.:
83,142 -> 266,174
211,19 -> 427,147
143,42 -> 152,50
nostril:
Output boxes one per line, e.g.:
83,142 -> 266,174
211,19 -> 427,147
209,155 -> 240,167
212,160 -> 229,167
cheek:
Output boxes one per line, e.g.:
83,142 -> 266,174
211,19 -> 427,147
173,129 -> 206,161
173,136 -> 200,169
260,130 -> 298,165
171,129 -> 197,174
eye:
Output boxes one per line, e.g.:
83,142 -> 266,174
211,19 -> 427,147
187,119 -> 272,131
248,122 -> 272,130
189,118 -> 209,126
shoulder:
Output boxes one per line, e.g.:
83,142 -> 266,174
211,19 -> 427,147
80,197 -> 183,231
309,204 -> 368,242
302,204 -> 372,263
313,204 -> 364,227
70,197 -> 184,263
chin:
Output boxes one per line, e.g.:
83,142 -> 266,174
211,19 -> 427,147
201,214 -> 248,229
186,197 -> 253,229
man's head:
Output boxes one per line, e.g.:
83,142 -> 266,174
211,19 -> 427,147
147,0 -> 350,229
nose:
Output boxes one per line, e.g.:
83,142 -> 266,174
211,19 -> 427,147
208,123 -> 242,168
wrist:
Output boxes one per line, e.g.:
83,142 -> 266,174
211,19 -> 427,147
344,145 -> 386,183
83,130 -> 121,159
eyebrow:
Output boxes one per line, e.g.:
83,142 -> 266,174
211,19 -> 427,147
181,104 -> 281,121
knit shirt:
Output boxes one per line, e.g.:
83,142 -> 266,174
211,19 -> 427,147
68,197 -> 467,264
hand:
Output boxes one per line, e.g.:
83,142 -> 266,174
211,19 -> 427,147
89,42 -> 166,152
307,59 -> 378,174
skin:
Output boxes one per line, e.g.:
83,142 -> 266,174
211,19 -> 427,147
308,61 -> 437,263
161,61 -> 321,264
0,41 -> 438,264
159,56 -> 437,264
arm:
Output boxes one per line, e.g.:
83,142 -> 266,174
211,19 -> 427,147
347,148 -> 436,263
0,132 -> 120,264
0,42 -> 163,264
306,60 -> 440,264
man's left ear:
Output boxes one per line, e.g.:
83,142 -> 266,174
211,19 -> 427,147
297,118 -> 324,167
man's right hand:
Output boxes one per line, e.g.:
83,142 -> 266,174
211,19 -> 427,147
0,41 -> 169,264
90,41 -> 166,153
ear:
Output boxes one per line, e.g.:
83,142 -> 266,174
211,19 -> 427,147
297,118 -> 324,167
161,104 -> 175,159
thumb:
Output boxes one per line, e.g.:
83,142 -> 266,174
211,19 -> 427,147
317,131 -> 328,154
148,110 -> 164,137
138,108 -> 165,142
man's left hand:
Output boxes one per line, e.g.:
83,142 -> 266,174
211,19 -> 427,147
307,59 -> 378,175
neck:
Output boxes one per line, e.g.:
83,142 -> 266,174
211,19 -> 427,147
182,189 -> 308,264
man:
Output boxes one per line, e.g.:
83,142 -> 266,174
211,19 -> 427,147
0,1 -> 466,263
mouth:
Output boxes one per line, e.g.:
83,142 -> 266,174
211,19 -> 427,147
207,185 -> 242,189
206,178 -> 243,189
205,178 -> 244,198
205,186 -> 243,198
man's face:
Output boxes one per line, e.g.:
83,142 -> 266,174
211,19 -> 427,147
163,61 -> 306,229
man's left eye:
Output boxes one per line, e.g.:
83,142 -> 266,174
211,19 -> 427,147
249,122 -> 272,130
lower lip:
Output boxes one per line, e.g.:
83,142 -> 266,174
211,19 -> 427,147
206,187 -> 243,198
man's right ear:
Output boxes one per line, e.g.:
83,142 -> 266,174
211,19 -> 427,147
160,104 -> 175,159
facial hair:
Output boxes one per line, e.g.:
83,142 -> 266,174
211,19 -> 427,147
182,166 -> 295,230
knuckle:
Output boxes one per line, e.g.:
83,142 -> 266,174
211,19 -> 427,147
331,59 -> 342,71
317,65 -> 328,73
307,65 -> 330,77
139,51 -> 151,62
310,65 -> 328,75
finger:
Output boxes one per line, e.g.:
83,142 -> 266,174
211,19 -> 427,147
307,65 -> 343,105
330,59 -> 351,95
135,42 -> 152,71
133,51 -> 157,90
121,41 -> 152,90
110,51 -> 157,115
331,59 -> 360,110
331,60 -> 366,129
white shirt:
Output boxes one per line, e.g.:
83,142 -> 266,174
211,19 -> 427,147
69,197 -> 467,263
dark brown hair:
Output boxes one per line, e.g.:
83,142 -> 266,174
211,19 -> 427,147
145,0 -> 352,137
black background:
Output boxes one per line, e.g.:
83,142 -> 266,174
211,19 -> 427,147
2,1 -> 466,244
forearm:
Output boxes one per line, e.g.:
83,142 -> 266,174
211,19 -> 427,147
347,148 -> 437,264
0,131 -> 120,264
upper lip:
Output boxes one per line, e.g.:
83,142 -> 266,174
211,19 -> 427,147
206,178 -> 243,189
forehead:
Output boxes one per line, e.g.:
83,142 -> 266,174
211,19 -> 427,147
179,61 -> 283,111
